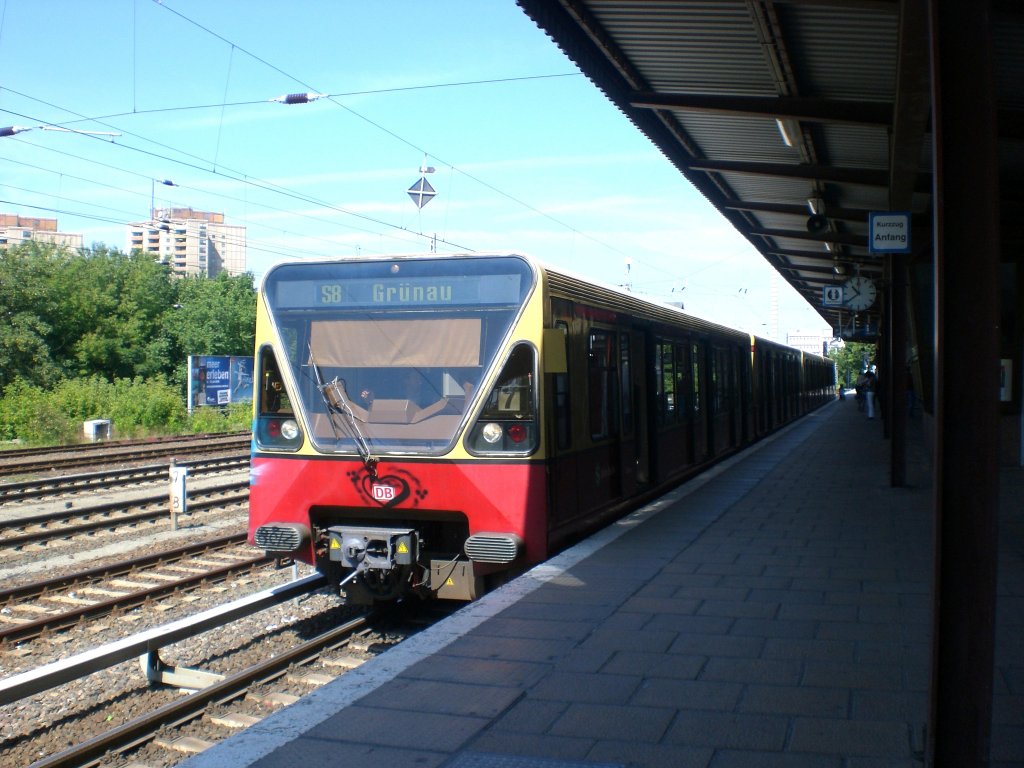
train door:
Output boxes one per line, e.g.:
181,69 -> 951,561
690,340 -> 709,461
712,345 -> 739,453
619,329 -> 650,490
586,327 -> 622,503
547,303 -> 578,528
716,348 -> 741,450
738,342 -> 753,443
765,351 -> 778,429
677,339 -> 695,467
653,336 -> 687,481
729,346 -> 745,448
709,344 -> 733,455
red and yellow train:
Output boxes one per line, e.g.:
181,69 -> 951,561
248,253 -> 834,603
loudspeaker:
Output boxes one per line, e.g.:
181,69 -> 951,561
806,214 -> 828,233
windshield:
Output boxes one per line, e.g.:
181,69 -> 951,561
262,255 -> 535,455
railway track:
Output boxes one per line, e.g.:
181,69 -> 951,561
0,432 -> 250,479
0,480 -> 249,551
0,574 -> 457,768
28,606 -> 381,768
0,432 -> 455,768
0,431 -> 246,460
0,533 -> 271,645
0,453 -> 250,505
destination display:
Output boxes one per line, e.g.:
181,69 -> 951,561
271,273 -> 524,310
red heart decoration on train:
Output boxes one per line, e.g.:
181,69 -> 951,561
361,474 -> 411,508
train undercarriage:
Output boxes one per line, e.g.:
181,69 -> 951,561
256,516 -> 522,604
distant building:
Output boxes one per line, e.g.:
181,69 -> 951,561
127,208 -> 246,277
0,214 -> 83,251
787,328 -> 835,357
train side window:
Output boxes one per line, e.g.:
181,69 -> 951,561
655,342 -> 664,416
467,343 -> 538,454
711,348 -> 723,414
588,330 -> 619,440
620,333 -> 633,437
657,340 -> 676,422
255,345 -> 303,451
692,342 -> 702,414
259,346 -> 293,416
675,341 -> 689,419
480,344 -> 535,419
553,321 -> 571,450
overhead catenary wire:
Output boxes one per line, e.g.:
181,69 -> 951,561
0,146 -> 437,259
1,1 -> 699,292
0,107 -> 475,255
0,198 -> 324,265
3,72 -> 682,282
2,149 -> 398,262
138,0 -> 691,276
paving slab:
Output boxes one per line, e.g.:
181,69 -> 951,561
179,400 -> 1024,768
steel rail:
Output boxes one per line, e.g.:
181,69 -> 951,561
0,572 -> 327,705
0,435 -> 250,477
0,431 -> 249,461
2,479 -> 247,529
0,483 -> 249,549
0,532 -> 248,603
0,454 -> 249,503
1,549 -> 272,645
25,604 -> 372,768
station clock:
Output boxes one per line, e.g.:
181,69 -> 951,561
843,275 -> 877,311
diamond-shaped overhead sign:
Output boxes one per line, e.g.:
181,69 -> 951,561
407,177 -> 436,209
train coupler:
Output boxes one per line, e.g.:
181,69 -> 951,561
326,526 -> 418,571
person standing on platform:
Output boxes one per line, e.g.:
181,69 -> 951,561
863,367 -> 878,419
855,371 -> 867,411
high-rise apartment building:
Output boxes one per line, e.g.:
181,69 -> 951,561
0,214 -> 83,251
787,328 -> 837,357
127,208 -> 246,277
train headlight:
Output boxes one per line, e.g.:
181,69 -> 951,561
467,420 -> 537,455
256,416 -> 303,451
481,422 -> 503,443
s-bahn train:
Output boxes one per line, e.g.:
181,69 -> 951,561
248,253 -> 835,603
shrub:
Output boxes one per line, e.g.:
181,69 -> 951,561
106,377 -> 189,437
0,375 -> 251,444
187,400 -> 253,434
0,378 -> 77,444
52,375 -> 116,421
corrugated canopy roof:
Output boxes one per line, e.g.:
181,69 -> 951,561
517,0 -> 1022,340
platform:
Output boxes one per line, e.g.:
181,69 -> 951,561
183,398 -> 1023,767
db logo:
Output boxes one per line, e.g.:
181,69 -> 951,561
371,483 -> 396,501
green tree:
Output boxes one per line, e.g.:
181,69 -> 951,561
0,242 -> 182,387
68,247 -> 177,380
830,342 -> 876,388
0,242 -> 67,389
163,272 -> 256,389
0,242 -> 257,443
1,242 -> 255,399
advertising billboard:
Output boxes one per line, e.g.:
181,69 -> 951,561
188,355 -> 254,412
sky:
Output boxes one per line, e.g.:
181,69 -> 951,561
0,0 -> 832,340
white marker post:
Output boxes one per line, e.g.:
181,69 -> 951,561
169,460 -> 188,532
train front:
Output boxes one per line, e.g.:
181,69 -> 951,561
248,254 -> 549,604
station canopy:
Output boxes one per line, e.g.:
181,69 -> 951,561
517,0 -> 1023,340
